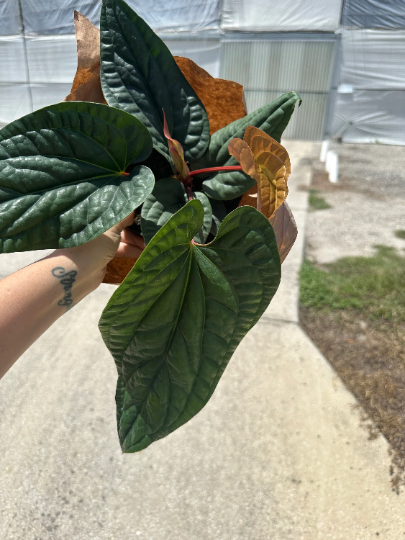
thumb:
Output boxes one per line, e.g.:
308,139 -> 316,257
108,211 -> 135,236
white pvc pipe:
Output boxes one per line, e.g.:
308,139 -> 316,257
326,150 -> 339,183
320,140 -> 329,162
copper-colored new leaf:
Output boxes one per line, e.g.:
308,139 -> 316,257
64,11 -> 106,104
269,201 -> 298,264
244,126 -> 291,178
228,138 -> 256,178
236,127 -> 291,218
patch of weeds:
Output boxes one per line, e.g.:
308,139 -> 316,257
395,229 -> 405,240
308,189 -> 332,211
300,246 -> 405,322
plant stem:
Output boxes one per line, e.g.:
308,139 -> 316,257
189,165 -> 242,177
186,186 -> 193,201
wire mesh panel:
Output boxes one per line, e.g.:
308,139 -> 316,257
220,38 -> 336,140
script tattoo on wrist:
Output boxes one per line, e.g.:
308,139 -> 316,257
51,267 -> 77,310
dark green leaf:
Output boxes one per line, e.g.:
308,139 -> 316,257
100,0 -> 210,163
141,177 -> 187,245
210,198 -> 227,236
0,102 -> 154,253
190,92 -> 301,200
99,200 -> 281,453
193,191 -> 212,244
202,167 -> 256,201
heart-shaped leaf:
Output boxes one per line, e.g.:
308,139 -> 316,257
0,102 -> 154,253
269,201 -> 298,264
231,127 -> 290,217
141,177 -> 188,245
99,200 -> 281,453
100,0 -> 210,163
191,92 -> 300,201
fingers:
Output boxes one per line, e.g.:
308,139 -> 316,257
120,228 -> 145,249
115,242 -> 144,258
108,211 -> 135,236
114,230 -> 145,259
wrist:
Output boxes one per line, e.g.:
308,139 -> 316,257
43,246 -> 105,304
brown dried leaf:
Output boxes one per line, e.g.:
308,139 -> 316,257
269,201 -> 298,264
64,11 -> 106,104
103,257 -> 138,285
238,185 -> 258,208
174,56 -> 247,134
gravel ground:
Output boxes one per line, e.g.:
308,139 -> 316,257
305,142 -> 405,264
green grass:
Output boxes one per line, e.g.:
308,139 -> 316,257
395,230 -> 405,240
308,189 -> 332,211
300,246 -> 405,322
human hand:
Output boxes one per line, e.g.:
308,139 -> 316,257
98,212 -> 145,263
46,212 -> 145,295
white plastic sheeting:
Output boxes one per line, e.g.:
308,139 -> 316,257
332,29 -> 405,144
337,29 -> 405,90
221,0 -> 343,32
20,0 -> 101,34
332,90 -> 405,145
341,0 -> 405,30
130,0 -> 221,34
0,0 -> 21,35
0,0 -> 221,35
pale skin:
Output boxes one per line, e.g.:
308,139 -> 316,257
0,213 -> 144,380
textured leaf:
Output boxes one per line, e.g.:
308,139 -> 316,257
232,127 -> 290,217
201,167 -> 256,201
100,0 -> 209,163
141,177 -> 187,245
64,11 -> 106,104
192,92 -> 300,200
193,191 -> 212,244
244,125 -> 291,182
99,200 -> 281,452
269,201 -> 298,264
228,137 -> 256,177
0,102 -> 154,253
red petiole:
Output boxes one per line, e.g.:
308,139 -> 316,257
189,165 -> 242,177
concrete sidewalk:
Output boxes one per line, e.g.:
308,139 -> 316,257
1,142 -> 404,540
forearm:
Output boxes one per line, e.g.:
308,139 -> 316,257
0,247 -> 102,379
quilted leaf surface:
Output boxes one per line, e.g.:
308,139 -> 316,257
99,200 -> 281,452
100,0 -> 210,163
0,102 -> 154,253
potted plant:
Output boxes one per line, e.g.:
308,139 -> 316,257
0,0 -> 300,452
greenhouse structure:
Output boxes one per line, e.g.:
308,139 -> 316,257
1,0 -> 404,144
